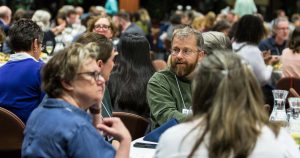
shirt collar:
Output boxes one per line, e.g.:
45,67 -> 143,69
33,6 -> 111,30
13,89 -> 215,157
9,52 -> 38,62
41,98 -> 92,123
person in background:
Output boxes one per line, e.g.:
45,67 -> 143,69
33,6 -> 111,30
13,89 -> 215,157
232,15 -> 278,106
0,19 -> 45,123
75,6 -> 84,19
291,14 -> 300,29
233,15 -> 275,86
202,31 -> 232,54
259,17 -> 289,55
22,43 -> 131,158
76,32 -> 117,118
281,27 -> 300,78
211,20 -> 231,36
155,49 -> 300,158
0,5 -> 11,35
66,9 -> 79,27
105,0 -> 118,16
108,33 -> 155,118
87,15 -> 116,40
31,10 -> 56,55
135,8 -> 152,38
233,0 -> 257,17
115,11 -> 145,36
147,26 -> 205,130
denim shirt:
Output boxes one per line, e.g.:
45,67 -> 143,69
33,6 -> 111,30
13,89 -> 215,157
22,98 -> 116,158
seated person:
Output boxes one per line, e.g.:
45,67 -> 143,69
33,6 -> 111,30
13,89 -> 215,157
281,27 -> 300,78
22,43 -> 131,158
147,26 -> 205,130
155,49 -> 300,158
0,19 -> 45,123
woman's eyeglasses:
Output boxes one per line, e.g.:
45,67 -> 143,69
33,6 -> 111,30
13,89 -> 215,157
94,24 -> 111,31
77,71 -> 103,81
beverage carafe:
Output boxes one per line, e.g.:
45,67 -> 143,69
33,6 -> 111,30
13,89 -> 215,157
269,90 -> 289,125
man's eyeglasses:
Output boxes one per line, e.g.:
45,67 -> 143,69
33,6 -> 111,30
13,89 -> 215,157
277,27 -> 289,31
94,24 -> 111,30
77,71 -> 103,81
170,48 -> 199,56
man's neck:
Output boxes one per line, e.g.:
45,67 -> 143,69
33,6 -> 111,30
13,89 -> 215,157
275,36 -> 285,45
122,22 -> 131,32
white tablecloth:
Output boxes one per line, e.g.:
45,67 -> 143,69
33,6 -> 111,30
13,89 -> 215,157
130,137 -> 157,158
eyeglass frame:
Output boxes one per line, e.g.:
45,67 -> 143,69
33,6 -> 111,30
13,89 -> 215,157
94,24 -> 111,31
170,47 -> 201,56
77,71 -> 103,81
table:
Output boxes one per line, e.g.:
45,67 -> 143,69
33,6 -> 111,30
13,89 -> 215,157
130,137 -> 157,158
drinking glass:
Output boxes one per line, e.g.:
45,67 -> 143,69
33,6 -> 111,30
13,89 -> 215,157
288,97 -> 300,145
45,41 -> 54,55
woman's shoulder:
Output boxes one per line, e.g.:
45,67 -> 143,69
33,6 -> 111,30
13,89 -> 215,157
251,126 -> 300,158
160,119 -> 202,143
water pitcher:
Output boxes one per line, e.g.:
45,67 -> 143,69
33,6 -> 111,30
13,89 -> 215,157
269,90 -> 289,125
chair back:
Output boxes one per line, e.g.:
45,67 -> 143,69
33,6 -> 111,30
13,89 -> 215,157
112,112 -> 149,140
276,77 -> 300,98
0,107 -> 25,156
276,77 -> 300,108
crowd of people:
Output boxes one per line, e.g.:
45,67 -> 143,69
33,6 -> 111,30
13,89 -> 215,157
0,1 -> 300,157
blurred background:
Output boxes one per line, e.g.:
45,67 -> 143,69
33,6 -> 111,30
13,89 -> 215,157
1,0 -> 300,22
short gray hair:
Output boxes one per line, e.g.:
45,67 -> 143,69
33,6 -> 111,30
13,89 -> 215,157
272,17 -> 289,30
202,31 -> 232,54
32,10 -> 51,31
172,26 -> 204,50
42,43 -> 98,98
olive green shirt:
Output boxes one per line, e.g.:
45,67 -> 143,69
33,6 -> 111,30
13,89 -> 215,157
147,69 -> 192,130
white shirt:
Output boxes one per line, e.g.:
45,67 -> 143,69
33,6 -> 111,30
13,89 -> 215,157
155,119 -> 300,158
232,42 -> 273,86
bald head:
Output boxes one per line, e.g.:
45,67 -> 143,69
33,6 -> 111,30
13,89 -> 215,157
0,6 -> 12,24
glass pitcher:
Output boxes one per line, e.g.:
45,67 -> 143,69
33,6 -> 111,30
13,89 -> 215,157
269,90 -> 289,126
288,97 -> 300,145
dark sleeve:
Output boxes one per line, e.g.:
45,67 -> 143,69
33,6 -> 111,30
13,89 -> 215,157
258,40 -> 269,52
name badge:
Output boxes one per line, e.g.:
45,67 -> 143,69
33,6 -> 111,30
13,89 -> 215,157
182,108 -> 193,116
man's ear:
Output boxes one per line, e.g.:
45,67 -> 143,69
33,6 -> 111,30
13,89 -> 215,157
197,50 -> 205,61
97,60 -> 104,68
60,79 -> 74,91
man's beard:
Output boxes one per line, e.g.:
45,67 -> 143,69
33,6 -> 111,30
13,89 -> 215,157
171,59 -> 198,78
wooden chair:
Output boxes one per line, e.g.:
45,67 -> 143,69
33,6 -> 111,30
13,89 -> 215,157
112,112 -> 149,140
276,77 -> 300,97
0,107 -> 25,157
276,77 -> 300,108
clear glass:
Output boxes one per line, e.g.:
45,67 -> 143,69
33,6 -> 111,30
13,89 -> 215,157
269,90 -> 289,126
288,97 -> 300,145
45,41 -> 54,55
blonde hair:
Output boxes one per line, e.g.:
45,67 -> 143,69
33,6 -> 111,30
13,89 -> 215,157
191,16 -> 205,31
186,49 -> 279,158
138,8 -> 150,22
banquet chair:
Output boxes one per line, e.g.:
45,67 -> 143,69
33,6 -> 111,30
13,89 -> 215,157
0,107 -> 25,157
112,112 -> 149,140
276,77 -> 300,98
276,77 -> 300,108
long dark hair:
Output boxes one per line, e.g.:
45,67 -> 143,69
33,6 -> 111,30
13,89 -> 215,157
288,27 -> 300,53
108,33 -> 155,117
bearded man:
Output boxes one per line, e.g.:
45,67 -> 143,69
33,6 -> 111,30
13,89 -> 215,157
147,26 -> 205,130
